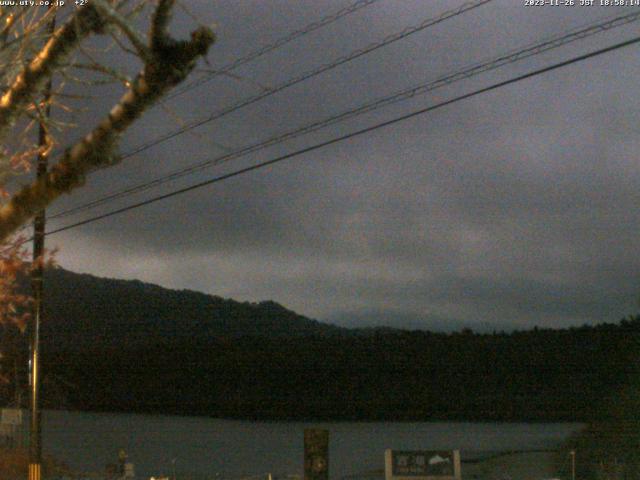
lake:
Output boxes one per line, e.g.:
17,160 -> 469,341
41,410 -> 582,478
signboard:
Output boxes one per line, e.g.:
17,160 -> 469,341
385,450 -> 461,480
0,424 -> 14,436
124,463 -> 135,478
304,429 -> 329,480
1,408 -> 23,426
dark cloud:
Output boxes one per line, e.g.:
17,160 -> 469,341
40,0 -> 640,330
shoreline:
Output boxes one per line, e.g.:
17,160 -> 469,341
36,407 -> 589,426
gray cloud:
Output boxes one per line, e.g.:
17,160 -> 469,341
38,0 -> 640,331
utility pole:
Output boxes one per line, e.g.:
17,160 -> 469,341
29,8 -> 56,480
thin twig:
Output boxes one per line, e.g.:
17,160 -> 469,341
91,0 -> 152,63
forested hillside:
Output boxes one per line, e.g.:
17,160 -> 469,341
40,319 -> 638,421
1,268 -> 638,422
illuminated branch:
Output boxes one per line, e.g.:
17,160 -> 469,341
0,6 -> 105,138
0,1 -> 214,242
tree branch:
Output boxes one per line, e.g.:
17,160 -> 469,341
0,6 -> 105,138
91,0 -> 152,64
0,8 -> 214,243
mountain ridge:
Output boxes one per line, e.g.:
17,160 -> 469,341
34,267 -> 347,350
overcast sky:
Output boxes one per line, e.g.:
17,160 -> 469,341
33,0 -> 640,331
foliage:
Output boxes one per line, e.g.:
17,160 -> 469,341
556,350 -> 640,479
0,237 -> 31,332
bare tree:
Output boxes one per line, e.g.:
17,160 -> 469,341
0,0 -> 215,326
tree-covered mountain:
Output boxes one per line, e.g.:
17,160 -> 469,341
2,267 -> 638,423
36,267 -> 347,350
36,318 -> 639,422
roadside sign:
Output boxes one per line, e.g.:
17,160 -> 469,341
385,450 -> 461,480
1,408 -> 23,426
124,463 -> 135,478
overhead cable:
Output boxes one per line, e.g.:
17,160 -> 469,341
165,0 -> 385,102
117,0 -> 494,160
50,9 -> 640,220
44,33 -> 640,237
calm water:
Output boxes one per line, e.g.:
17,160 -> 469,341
41,410 -> 582,478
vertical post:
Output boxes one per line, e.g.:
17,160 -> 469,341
118,448 -> 127,477
29,111 -> 46,480
29,8 -> 55,480
570,449 -> 576,480
304,429 -> 329,480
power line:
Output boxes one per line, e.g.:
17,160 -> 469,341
115,0 -> 493,160
45,0 -> 384,161
164,0 -> 384,102
51,0 -> 495,219
50,9 -> 640,220
43,33 -> 640,238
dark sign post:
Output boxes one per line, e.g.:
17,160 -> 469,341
385,450 -> 461,480
304,429 -> 329,480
